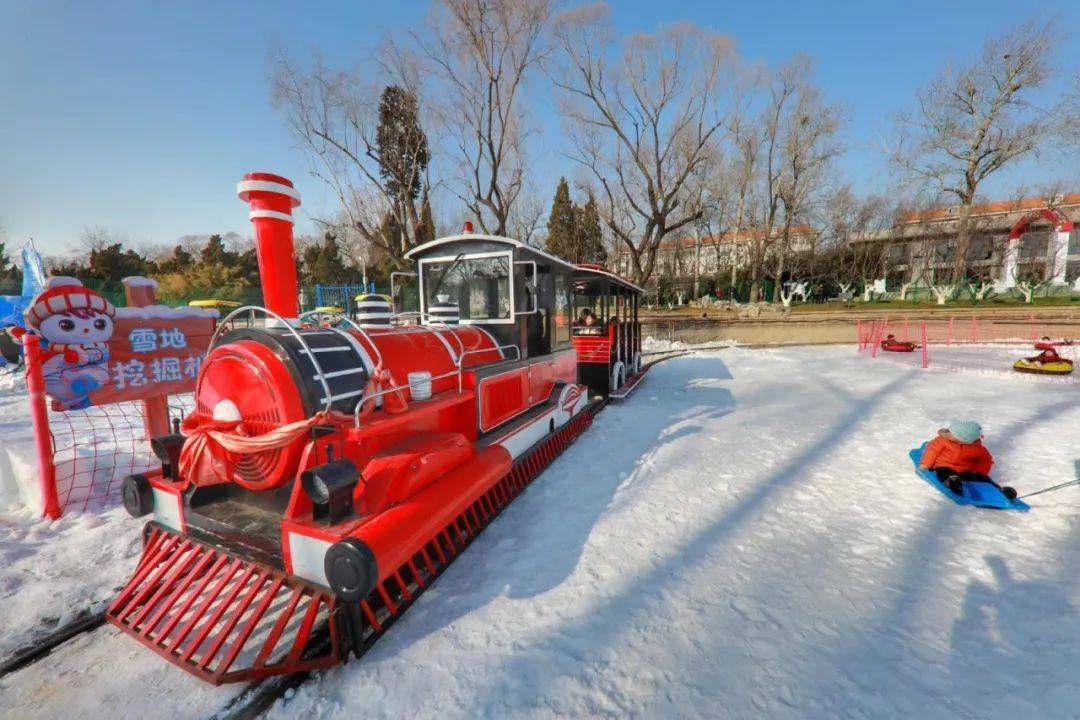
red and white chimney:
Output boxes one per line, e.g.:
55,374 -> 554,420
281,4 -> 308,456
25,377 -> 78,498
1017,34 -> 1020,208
237,172 -> 302,325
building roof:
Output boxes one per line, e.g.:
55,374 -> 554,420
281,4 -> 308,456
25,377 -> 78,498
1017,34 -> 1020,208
572,263 -> 644,294
405,233 -> 577,271
898,193 -> 1080,225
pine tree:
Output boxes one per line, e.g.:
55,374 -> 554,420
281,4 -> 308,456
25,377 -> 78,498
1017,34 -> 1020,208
0,242 -> 12,279
545,178 -> 577,261
157,244 -> 194,273
301,232 -> 353,287
376,86 -> 430,203
199,234 -> 230,266
417,187 -> 436,243
87,243 -> 150,281
576,193 -> 607,264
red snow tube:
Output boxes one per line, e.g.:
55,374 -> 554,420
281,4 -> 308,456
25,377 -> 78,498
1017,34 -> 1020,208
881,340 -> 917,353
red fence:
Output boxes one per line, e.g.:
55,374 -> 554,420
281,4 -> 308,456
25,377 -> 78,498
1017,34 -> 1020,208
19,277 -> 216,518
857,315 -> 1079,376
23,333 -> 197,516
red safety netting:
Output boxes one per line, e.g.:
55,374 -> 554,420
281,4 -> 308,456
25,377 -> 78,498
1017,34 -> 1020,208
857,316 -> 1079,381
48,394 -> 195,514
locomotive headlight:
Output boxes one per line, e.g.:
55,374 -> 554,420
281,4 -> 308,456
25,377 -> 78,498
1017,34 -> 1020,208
301,459 -> 359,525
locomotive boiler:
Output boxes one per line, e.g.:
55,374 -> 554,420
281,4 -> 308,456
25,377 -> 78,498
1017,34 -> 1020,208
106,172 -> 643,684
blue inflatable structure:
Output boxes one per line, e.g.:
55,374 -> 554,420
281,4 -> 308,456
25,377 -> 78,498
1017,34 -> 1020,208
910,444 -> 1029,512
0,241 -> 47,366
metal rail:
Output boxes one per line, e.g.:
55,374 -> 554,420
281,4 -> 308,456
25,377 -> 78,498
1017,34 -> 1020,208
351,341 -> 521,428
210,306 -> 335,414
298,309 -> 386,371
0,608 -> 107,679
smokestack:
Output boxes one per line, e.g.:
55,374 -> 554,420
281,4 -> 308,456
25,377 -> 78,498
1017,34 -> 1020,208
236,172 -> 302,325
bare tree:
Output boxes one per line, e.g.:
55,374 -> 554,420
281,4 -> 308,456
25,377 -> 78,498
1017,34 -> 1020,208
743,58 -> 834,302
724,124 -> 760,293
889,21 -> 1060,285
818,188 -> 891,301
767,59 -> 843,301
552,5 -> 740,285
409,0 -> 552,236
1063,71 -> 1080,151
508,189 -> 547,246
684,155 -> 730,299
272,56 -> 432,268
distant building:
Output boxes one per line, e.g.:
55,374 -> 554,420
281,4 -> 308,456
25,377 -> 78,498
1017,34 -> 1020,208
856,194 -> 1080,291
612,194 -> 1079,298
611,226 -> 818,287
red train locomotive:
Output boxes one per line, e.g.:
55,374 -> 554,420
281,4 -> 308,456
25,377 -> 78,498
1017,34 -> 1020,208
106,173 -> 646,684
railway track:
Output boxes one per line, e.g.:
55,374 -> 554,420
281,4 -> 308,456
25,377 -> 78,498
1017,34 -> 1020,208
0,608 -> 107,679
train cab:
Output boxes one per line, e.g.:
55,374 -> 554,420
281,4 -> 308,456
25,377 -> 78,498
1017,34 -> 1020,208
571,263 -> 646,399
406,231 -> 577,365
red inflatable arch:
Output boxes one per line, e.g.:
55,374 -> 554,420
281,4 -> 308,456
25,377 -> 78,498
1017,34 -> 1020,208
1008,208 -> 1075,240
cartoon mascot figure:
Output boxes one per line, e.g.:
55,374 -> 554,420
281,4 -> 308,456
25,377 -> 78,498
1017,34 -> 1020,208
21,277 -> 116,410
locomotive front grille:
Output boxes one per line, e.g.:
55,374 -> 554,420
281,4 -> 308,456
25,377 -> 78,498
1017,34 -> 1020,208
107,524 -> 340,684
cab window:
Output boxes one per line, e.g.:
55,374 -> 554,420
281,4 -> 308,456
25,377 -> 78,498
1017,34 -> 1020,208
421,253 -> 512,321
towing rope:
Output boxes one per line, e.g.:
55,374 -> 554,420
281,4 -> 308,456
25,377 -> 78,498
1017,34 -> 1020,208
1019,477 -> 1080,500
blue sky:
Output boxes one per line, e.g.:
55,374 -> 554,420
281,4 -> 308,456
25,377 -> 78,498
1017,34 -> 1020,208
1,0 -> 1077,257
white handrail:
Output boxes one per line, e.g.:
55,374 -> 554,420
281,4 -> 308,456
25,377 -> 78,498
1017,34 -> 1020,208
350,341 -> 521,427
299,309 -> 386,371
210,305 -> 335,414
390,311 -> 466,364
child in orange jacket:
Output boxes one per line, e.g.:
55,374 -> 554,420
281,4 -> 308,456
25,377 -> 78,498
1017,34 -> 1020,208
919,421 -> 1017,499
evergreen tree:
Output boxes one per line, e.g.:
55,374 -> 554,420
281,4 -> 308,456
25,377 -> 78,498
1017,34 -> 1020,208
199,234 -> 230,266
236,248 -> 261,286
157,244 -> 194,274
576,193 -> 607,264
545,177 -> 577,261
87,242 -> 150,281
301,232 -> 354,287
377,86 -> 430,204
417,187 -> 436,243
0,242 -> 14,281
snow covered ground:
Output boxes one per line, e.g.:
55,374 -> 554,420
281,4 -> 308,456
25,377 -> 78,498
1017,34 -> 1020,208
873,342 -> 1078,385
3,346 -> 1080,719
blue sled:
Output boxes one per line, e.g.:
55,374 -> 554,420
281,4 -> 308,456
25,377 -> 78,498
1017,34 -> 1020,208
910,444 -> 1029,512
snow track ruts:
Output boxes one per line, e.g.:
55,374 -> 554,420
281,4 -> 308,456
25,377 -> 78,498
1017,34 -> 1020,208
0,608 -> 106,679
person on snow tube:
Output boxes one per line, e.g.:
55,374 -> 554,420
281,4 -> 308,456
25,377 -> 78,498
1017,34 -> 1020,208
880,334 -> 917,352
1033,336 -> 1074,351
1015,347 -> 1075,371
919,421 -> 1017,500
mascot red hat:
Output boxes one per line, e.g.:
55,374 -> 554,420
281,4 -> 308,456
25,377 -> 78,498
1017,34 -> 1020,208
24,277 -> 116,329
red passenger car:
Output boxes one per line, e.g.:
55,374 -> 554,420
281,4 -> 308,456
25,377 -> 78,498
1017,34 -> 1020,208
572,263 -> 647,399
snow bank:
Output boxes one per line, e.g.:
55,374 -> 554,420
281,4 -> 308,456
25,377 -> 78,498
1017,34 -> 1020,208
0,506 -> 141,661
0,381 -> 41,510
114,304 -> 219,320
